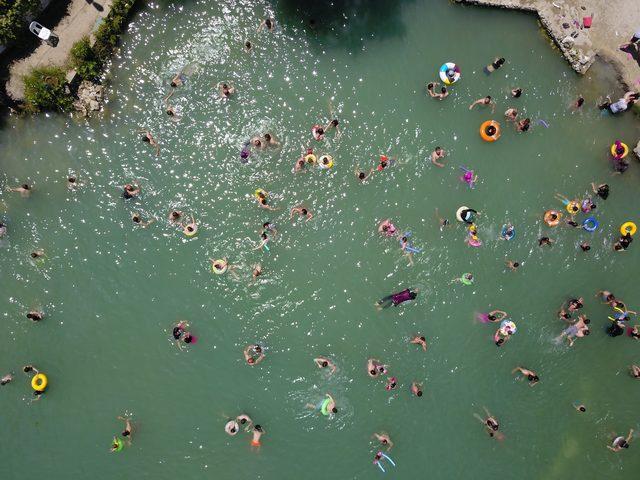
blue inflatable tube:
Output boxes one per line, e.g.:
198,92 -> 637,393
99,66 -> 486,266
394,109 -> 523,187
582,217 -> 598,232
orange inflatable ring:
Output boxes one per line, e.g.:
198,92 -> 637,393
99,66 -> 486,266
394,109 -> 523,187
480,121 -> 501,142
544,210 -> 562,227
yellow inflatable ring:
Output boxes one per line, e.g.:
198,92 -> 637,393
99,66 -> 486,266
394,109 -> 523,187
544,210 -> 562,227
611,142 -> 628,159
480,121 -> 501,142
183,225 -> 198,237
566,201 -> 580,214
254,189 -> 267,199
32,373 -> 47,392
620,222 -> 637,236
304,154 -> 317,164
212,260 -> 228,274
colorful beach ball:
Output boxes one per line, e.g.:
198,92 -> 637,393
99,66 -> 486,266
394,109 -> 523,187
439,62 -> 461,85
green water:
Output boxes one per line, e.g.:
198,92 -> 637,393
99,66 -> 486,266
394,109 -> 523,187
1,0 -> 640,478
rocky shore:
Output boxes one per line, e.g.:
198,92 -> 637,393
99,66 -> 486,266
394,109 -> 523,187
454,0 -> 640,90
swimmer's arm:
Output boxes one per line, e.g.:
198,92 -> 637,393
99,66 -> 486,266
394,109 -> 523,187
627,429 -> 634,443
306,212 -> 313,222
163,90 -> 174,103
469,100 -> 481,110
490,102 -> 496,113
607,445 -> 618,451
251,240 -> 267,250
329,363 -> 336,374
257,21 -> 265,32
431,157 -> 445,167
253,354 -> 265,365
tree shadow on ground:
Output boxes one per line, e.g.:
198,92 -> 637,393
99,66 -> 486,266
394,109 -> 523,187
272,0 -> 416,53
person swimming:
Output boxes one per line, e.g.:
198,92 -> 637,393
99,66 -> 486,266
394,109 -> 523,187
476,310 -> 508,323
378,219 -> 397,237
484,57 -> 505,74
123,182 -> 140,199
375,288 -> 418,309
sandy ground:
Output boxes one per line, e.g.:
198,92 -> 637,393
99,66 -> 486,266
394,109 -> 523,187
6,0 -> 113,100
455,0 -> 640,90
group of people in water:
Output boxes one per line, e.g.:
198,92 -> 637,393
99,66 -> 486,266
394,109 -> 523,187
3,16 -> 640,468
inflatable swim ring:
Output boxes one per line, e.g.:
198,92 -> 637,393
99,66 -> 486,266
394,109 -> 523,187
254,189 -> 267,199
620,221 -> 637,236
439,62 -> 461,85
611,142 -> 629,159
480,121 -> 501,142
31,373 -> 47,392
544,210 -> 561,227
582,217 -> 598,232
456,206 -> 476,224
304,153 -> 317,164
212,260 -> 228,275
500,320 -> 517,334
112,437 -> 124,452
320,397 -> 332,416
468,234 -> 482,247
501,224 -> 515,240
460,273 -> 474,285
566,201 -> 580,214
318,155 -> 334,169
183,225 -> 198,237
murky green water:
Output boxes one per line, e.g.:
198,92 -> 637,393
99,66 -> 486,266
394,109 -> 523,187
1,1 -> 640,478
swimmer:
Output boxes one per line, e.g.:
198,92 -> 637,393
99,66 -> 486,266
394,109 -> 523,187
168,210 -> 182,223
410,335 -> 427,351
293,157 -> 307,173
452,273 -> 474,285
210,257 -> 229,274
0,222 -> 6,238
558,308 -> 572,321
572,96 -> 585,109
500,223 -> 515,240
573,402 -> 586,413
494,323 -> 515,346
252,232 -> 270,251
376,154 -> 398,172
237,414 -> 253,431
244,344 -> 265,366
255,191 -> 278,211
484,57 -> 505,74
218,82 -> 235,99
123,182 -> 140,199
26,310 -> 43,322
263,133 -> 279,147
378,219 -> 398,237
30,249 -> 45,259
110,436 -> 123,452
516,118 -> 531,132
251,425 -> 265,447
430,146 -> 446,167
538,237 -> 553,247
385,376 -> 397,391
614,233 -> 633,251
306,393 -> 337,415
23,364 -> 39,375
435,208 -> 449,231
290,205 -> 313,222
0,373 -> 13,385
373,432 -> 394,451
608,429 -> 634,452
504,108 -> 518,121
182,216 -> 197,236
67,175 -> 79,190
630,365 -> 640,378
257,18 -> 275,32
375,288 -> 418,310
137,129 -> 160,156
163,90 -> 179,119
367,358 -> 383,377
7,183 -> 32,197
474,407 -> 503,440
225,420 -> 239,436
131,212 -> 154,228
411,381 -> 423,397
312,124 -> 325,141
567,297 -> 584,312
170,70 -> 186,88
511,87 -> 522,98
261,221 -> 278,238
251,263 -> 262,283
244,40 -> 252,52
506,261 -> 520,272
355,166 -> 374,182
591,182 -> 609,200
580,242 -> 591,252
117,416 -> 133,445
324,119 -> 340,138
477,310 -> 508,323
427,82 -> 448,100
512,366 -> 539,386
313,356 -> 337,374
250,137 -> 266,149
627,325 -> 640,340
469,96 -> 495,113
172,320 -> 189,342
399,236 -> 415,267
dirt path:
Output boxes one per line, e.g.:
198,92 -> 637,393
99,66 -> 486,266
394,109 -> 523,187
6,0 -> 113,100
455,0 -> 640,90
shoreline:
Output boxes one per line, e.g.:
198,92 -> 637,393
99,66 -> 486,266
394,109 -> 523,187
454,0 -> 640,91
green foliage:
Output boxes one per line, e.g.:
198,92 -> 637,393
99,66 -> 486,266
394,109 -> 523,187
93,0 -> 136,62
0,0 -> 41,45
23,67 -> 72,113
70,36 -> 102,80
